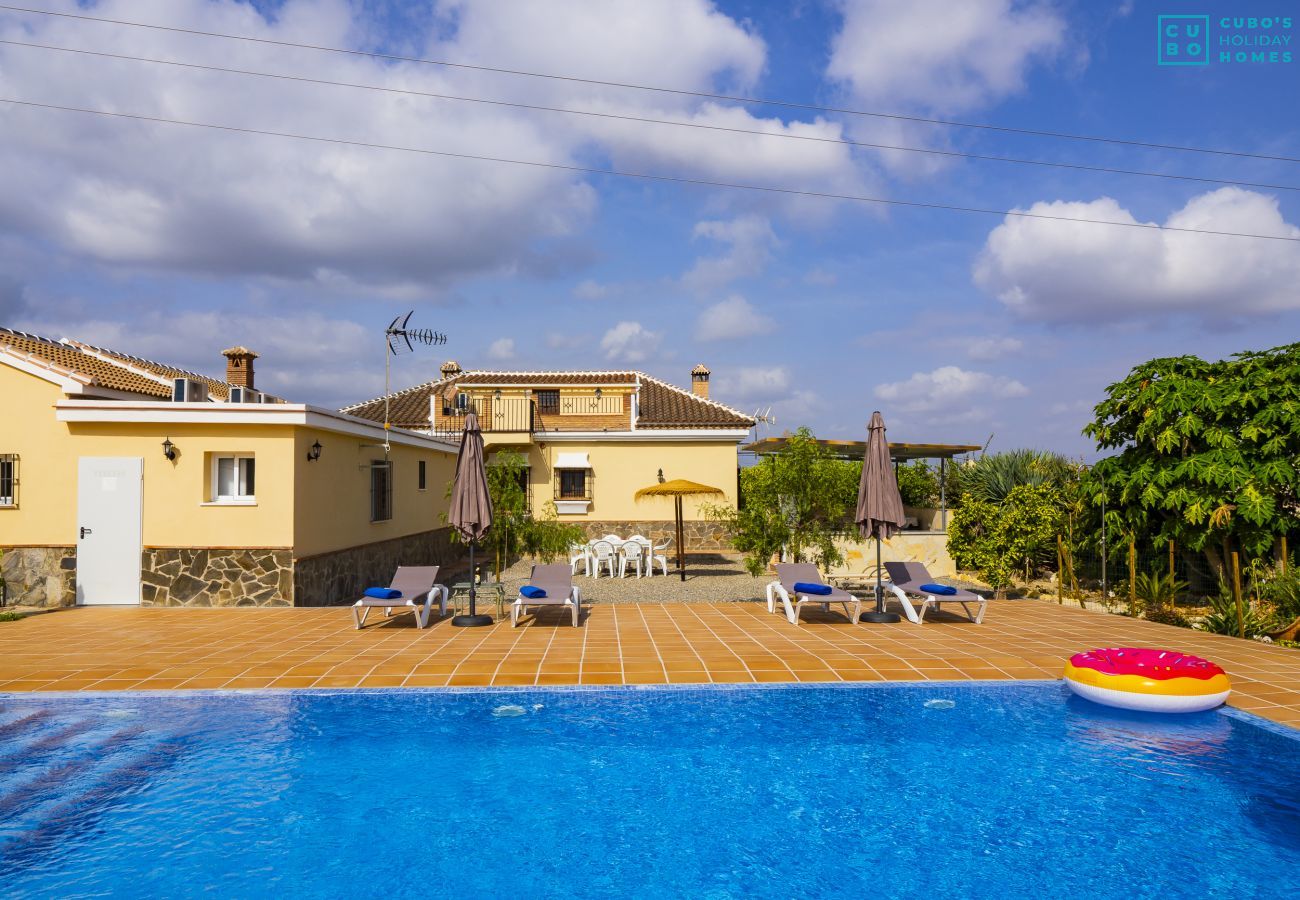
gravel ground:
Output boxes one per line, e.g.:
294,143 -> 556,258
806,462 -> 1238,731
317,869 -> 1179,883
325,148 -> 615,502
476,553 -> 770,604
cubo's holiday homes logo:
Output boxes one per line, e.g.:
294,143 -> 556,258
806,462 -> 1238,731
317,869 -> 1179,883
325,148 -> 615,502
1158,14 -> 1293,66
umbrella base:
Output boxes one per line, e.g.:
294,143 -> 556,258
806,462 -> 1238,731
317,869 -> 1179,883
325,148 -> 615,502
860,610 -> 901,624
451,614 -> 493,627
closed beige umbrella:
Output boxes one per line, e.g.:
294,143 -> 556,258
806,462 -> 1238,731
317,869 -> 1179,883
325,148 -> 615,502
634,479 -> 724,581
449,410 -> 494,626
856,411 -> 907,623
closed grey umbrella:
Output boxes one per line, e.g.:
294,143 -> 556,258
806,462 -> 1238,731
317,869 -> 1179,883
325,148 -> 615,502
449,410 -> 494,627
856,411 -> 907,623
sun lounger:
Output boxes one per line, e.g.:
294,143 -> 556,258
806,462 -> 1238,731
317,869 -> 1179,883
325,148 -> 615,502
352,566 -> 448,629
883,561 -> 987,624
512,563 -> 582,627
767,563 -> 861,626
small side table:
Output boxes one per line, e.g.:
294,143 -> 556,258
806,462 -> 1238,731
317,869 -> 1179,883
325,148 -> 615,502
450,582 -> 508,619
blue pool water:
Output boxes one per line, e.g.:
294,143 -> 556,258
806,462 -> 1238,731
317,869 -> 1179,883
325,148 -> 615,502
1,682 -> 1298,899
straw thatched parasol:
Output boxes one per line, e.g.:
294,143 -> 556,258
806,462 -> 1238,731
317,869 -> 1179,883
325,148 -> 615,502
856,411 -> 907,623
634,479 -> 724,581
449,410 -> 493,626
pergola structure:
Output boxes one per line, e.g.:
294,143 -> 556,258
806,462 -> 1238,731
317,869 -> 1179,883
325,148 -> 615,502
740,436 -> 982,531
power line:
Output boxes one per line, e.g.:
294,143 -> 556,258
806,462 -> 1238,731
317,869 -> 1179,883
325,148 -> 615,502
3,97 -> 1297,243
2,2 -> 1297,165
5,38 -> 1296,194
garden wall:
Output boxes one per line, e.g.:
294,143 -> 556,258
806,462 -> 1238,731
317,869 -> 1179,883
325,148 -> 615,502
293,526 -> 461,607
141,548 -> 293,608
574,520 -> 736,552
827,532 -> 956,578
1,546 -> 77,607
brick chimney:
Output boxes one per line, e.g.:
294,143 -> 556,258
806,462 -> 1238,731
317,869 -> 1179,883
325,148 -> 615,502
691,363 -> 710,399
222,346 -> 258,389
440,360 -> 463,379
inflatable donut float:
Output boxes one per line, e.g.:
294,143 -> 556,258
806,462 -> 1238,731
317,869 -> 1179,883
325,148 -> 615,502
1064,648 -> 1231,713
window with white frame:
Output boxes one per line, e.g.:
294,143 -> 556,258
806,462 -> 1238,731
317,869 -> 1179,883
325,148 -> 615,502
211,455 -> 256,503
0,454 -> 16,507
371,460 -> 393,522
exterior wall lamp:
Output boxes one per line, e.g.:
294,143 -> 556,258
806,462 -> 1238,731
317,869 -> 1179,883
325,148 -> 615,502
307,440 -> 323,462
162,437 -> 177,461
657,468 -> 665,483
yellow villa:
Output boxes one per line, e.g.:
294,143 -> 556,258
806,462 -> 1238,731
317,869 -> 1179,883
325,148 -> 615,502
0,327 -> 457,608
343,361 -> 755,544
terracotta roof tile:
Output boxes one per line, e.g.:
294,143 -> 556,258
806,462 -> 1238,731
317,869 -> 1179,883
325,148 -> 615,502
0,328 -> 173,398
66,340 -> 234,401
636,375 -> 753,428
0,328 -> 264,402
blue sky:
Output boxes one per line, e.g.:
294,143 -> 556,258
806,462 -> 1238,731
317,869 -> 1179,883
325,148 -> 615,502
1,0 -> 1297,457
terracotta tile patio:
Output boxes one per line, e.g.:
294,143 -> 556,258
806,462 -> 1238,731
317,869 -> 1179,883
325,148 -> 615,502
0,602 -> 1296,728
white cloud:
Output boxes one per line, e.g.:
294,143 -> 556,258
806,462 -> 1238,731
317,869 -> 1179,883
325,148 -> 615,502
573,279 -> 611,301
695,294 -> 776,341
0,0 -> 864,290
714,366 -> 791,401
825,0 -> 1066,177
973,188 -> 1300,322
600,321 -> 660,363
827,0 -> 1066,114
682,215 -> 779,292
486,337 -> 516,360
874,365 -> 1028,415
966,336 -> 1024,360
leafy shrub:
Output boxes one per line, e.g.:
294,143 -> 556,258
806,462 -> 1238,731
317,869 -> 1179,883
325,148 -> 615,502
1198,580 -> 1276,638
1133,571 -> 1188,610
1260,562 -> 1300,622
957,450 -> 1074,504
721,428 -> 847,575
947,484 -> 1063,597
1144,605 -> 1191,628
895,461 -> 938,508
0,611 -> 22,623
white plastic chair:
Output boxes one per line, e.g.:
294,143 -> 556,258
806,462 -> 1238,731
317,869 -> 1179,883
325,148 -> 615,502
568,542 -> 590,576
619,540 -> 645,578
650,541 -> 670,577
589,540 -> 618,578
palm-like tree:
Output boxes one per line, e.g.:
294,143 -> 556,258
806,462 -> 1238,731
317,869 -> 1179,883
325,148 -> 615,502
959,449 -> 1073,503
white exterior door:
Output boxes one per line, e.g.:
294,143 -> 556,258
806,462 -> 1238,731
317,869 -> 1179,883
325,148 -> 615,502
76,457 -> 143,606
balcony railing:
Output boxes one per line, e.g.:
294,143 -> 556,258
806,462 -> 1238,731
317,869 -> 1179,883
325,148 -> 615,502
433,398 -> 535,440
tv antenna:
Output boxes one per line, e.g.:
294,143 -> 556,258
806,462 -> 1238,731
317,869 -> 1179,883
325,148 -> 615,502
750,406 -> 776,442
382,312 -> 448,453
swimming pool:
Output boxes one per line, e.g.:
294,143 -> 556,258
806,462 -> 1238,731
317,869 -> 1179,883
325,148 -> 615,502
1,682 -> 1297,898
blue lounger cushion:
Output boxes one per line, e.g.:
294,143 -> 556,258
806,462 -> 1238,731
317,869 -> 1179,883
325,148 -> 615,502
920,583 -> 957,596
364,587 -> 402,600
520,586 -> 547,599
792,582 -> 833,596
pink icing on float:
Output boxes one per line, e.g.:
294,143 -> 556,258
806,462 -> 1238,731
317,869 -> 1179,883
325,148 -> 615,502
1063,647 -> 1231,713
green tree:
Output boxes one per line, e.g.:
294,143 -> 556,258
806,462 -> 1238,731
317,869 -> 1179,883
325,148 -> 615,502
716,428 -> 849,575
448,450 -> 584,577
895,461 -> 939,508
1083,343 -> 1300,566
948,484 -> 1063,597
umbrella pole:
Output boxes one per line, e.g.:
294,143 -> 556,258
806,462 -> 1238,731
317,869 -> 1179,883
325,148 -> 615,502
452,539 -> 493,627
861,531 -> 900,624
676,495 -> 686,581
